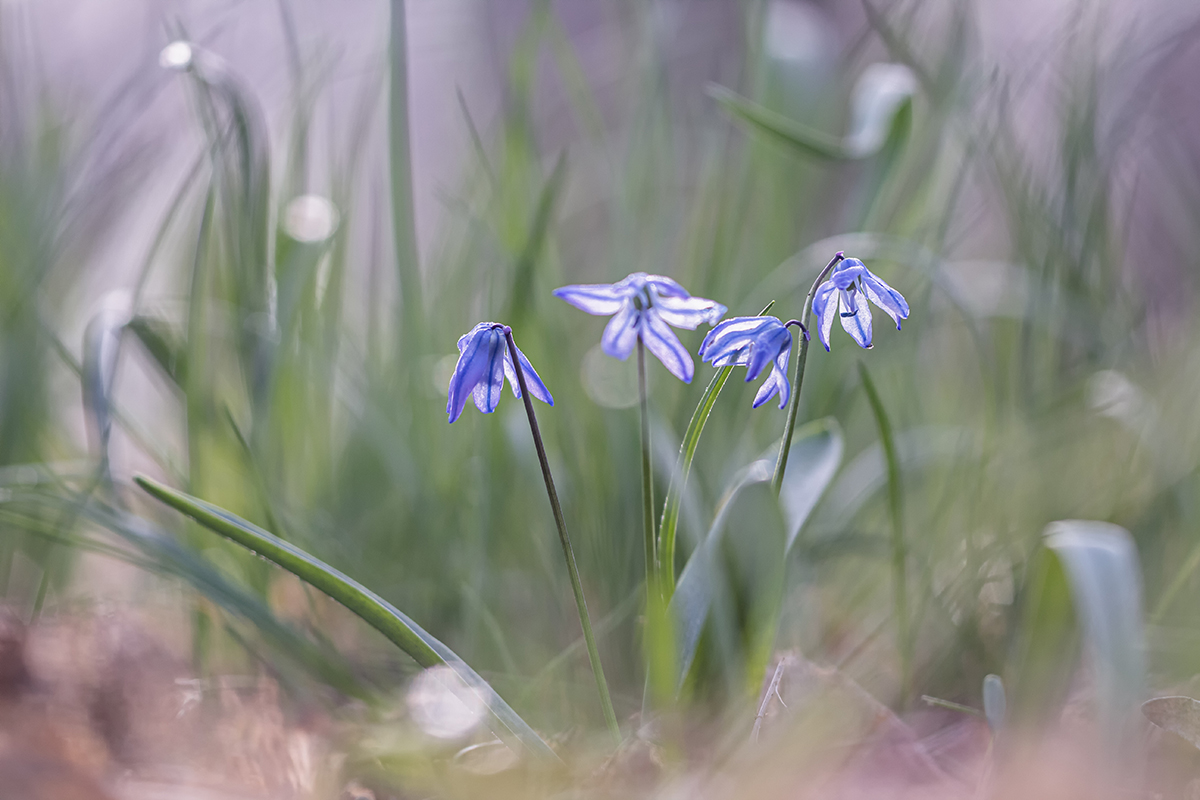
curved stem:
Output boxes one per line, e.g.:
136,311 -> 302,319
501,328 -> 621,744
771,251 -> 845,495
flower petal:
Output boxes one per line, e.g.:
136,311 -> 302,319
643,274 -> 689,298
744,325 -> 788,381
831,260 -> 868,290
552,284 -> 626,315
642,309 -> 694,383
447,327 -> 494,422
839,289 -> 874,349
813,280 -> 837,351
861,270 -> 909,330
601,304 -> 640,360
503,344 -> 554,406
471,331 -> 507,413
655,294 -> 727,329
699,316 -> 775,364
751,344 -> 792,410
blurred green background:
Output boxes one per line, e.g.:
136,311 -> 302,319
3,0 -> 1200,761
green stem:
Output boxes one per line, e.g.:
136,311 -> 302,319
502,328 -> 621,744
858,361 -> 911,706
771,252 -> 845,495
639,337 -> 657,585
389,0 -> 422,346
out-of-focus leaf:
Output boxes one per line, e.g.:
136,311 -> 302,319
858,362 -> 911,701
671,459 -> 774,693
134,475 -> 558,763
1143,696 -> 1200,749
509,151 -> 567,326
127,315 -> 187,386
983,673 -> 1006,733
1008,521 -> 1145,754
659,301 -> 777,599
1046,521 -> 1145,745
709,64 -> 915,163
843,64 -> 917,158
708,84 -> 847,160
81,308 -> 130,465
778,417 -> 843,553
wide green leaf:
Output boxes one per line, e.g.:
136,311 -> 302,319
134,475 -> 559,763
1008,520 -> 1144,754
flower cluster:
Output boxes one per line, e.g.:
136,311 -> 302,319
448,257 -> 907,419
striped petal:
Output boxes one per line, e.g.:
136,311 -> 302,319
655,294 -> 727,329
471,331 -> 508,413
813,280 -> 838,351
552,284 -> 626,315
839,289 -> 873,349
601,304 -> 640,360
861,270 -> 910,330
642,309 -> 694,383
503,344 -> 554,406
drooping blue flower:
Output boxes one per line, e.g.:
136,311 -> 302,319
699,316 -> 793,409
812,257 -> 909,351
447,322 -> 553,423
553,273 -> 726,383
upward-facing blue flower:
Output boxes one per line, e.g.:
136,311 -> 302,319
699,316 -> 793,409
812,257 -> 909,351
447,322 -> 552,423
553,272 -> 726,383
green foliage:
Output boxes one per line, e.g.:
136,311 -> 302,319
0,0 -> 1195,767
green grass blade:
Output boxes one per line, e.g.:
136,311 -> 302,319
659,301 -> 775,599
134,474 -> 559,763
858,362 -> 911,706
509,151 -> 567,327
389,0 -> 423,346
707,84 -> 848,161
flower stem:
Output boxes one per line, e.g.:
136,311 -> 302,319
502,328 -> 621,744
771,251 -> 845,495
638,337 -> 657,586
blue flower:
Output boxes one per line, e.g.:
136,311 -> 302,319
553,273 -> 726,383
812,257 -> 909,351
447,322 -> 553,423
698,316 -> 793,409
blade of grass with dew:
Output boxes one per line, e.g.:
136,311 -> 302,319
858,361 -> 911,706
658,300 -> 776,599
134,474 -> 560,762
